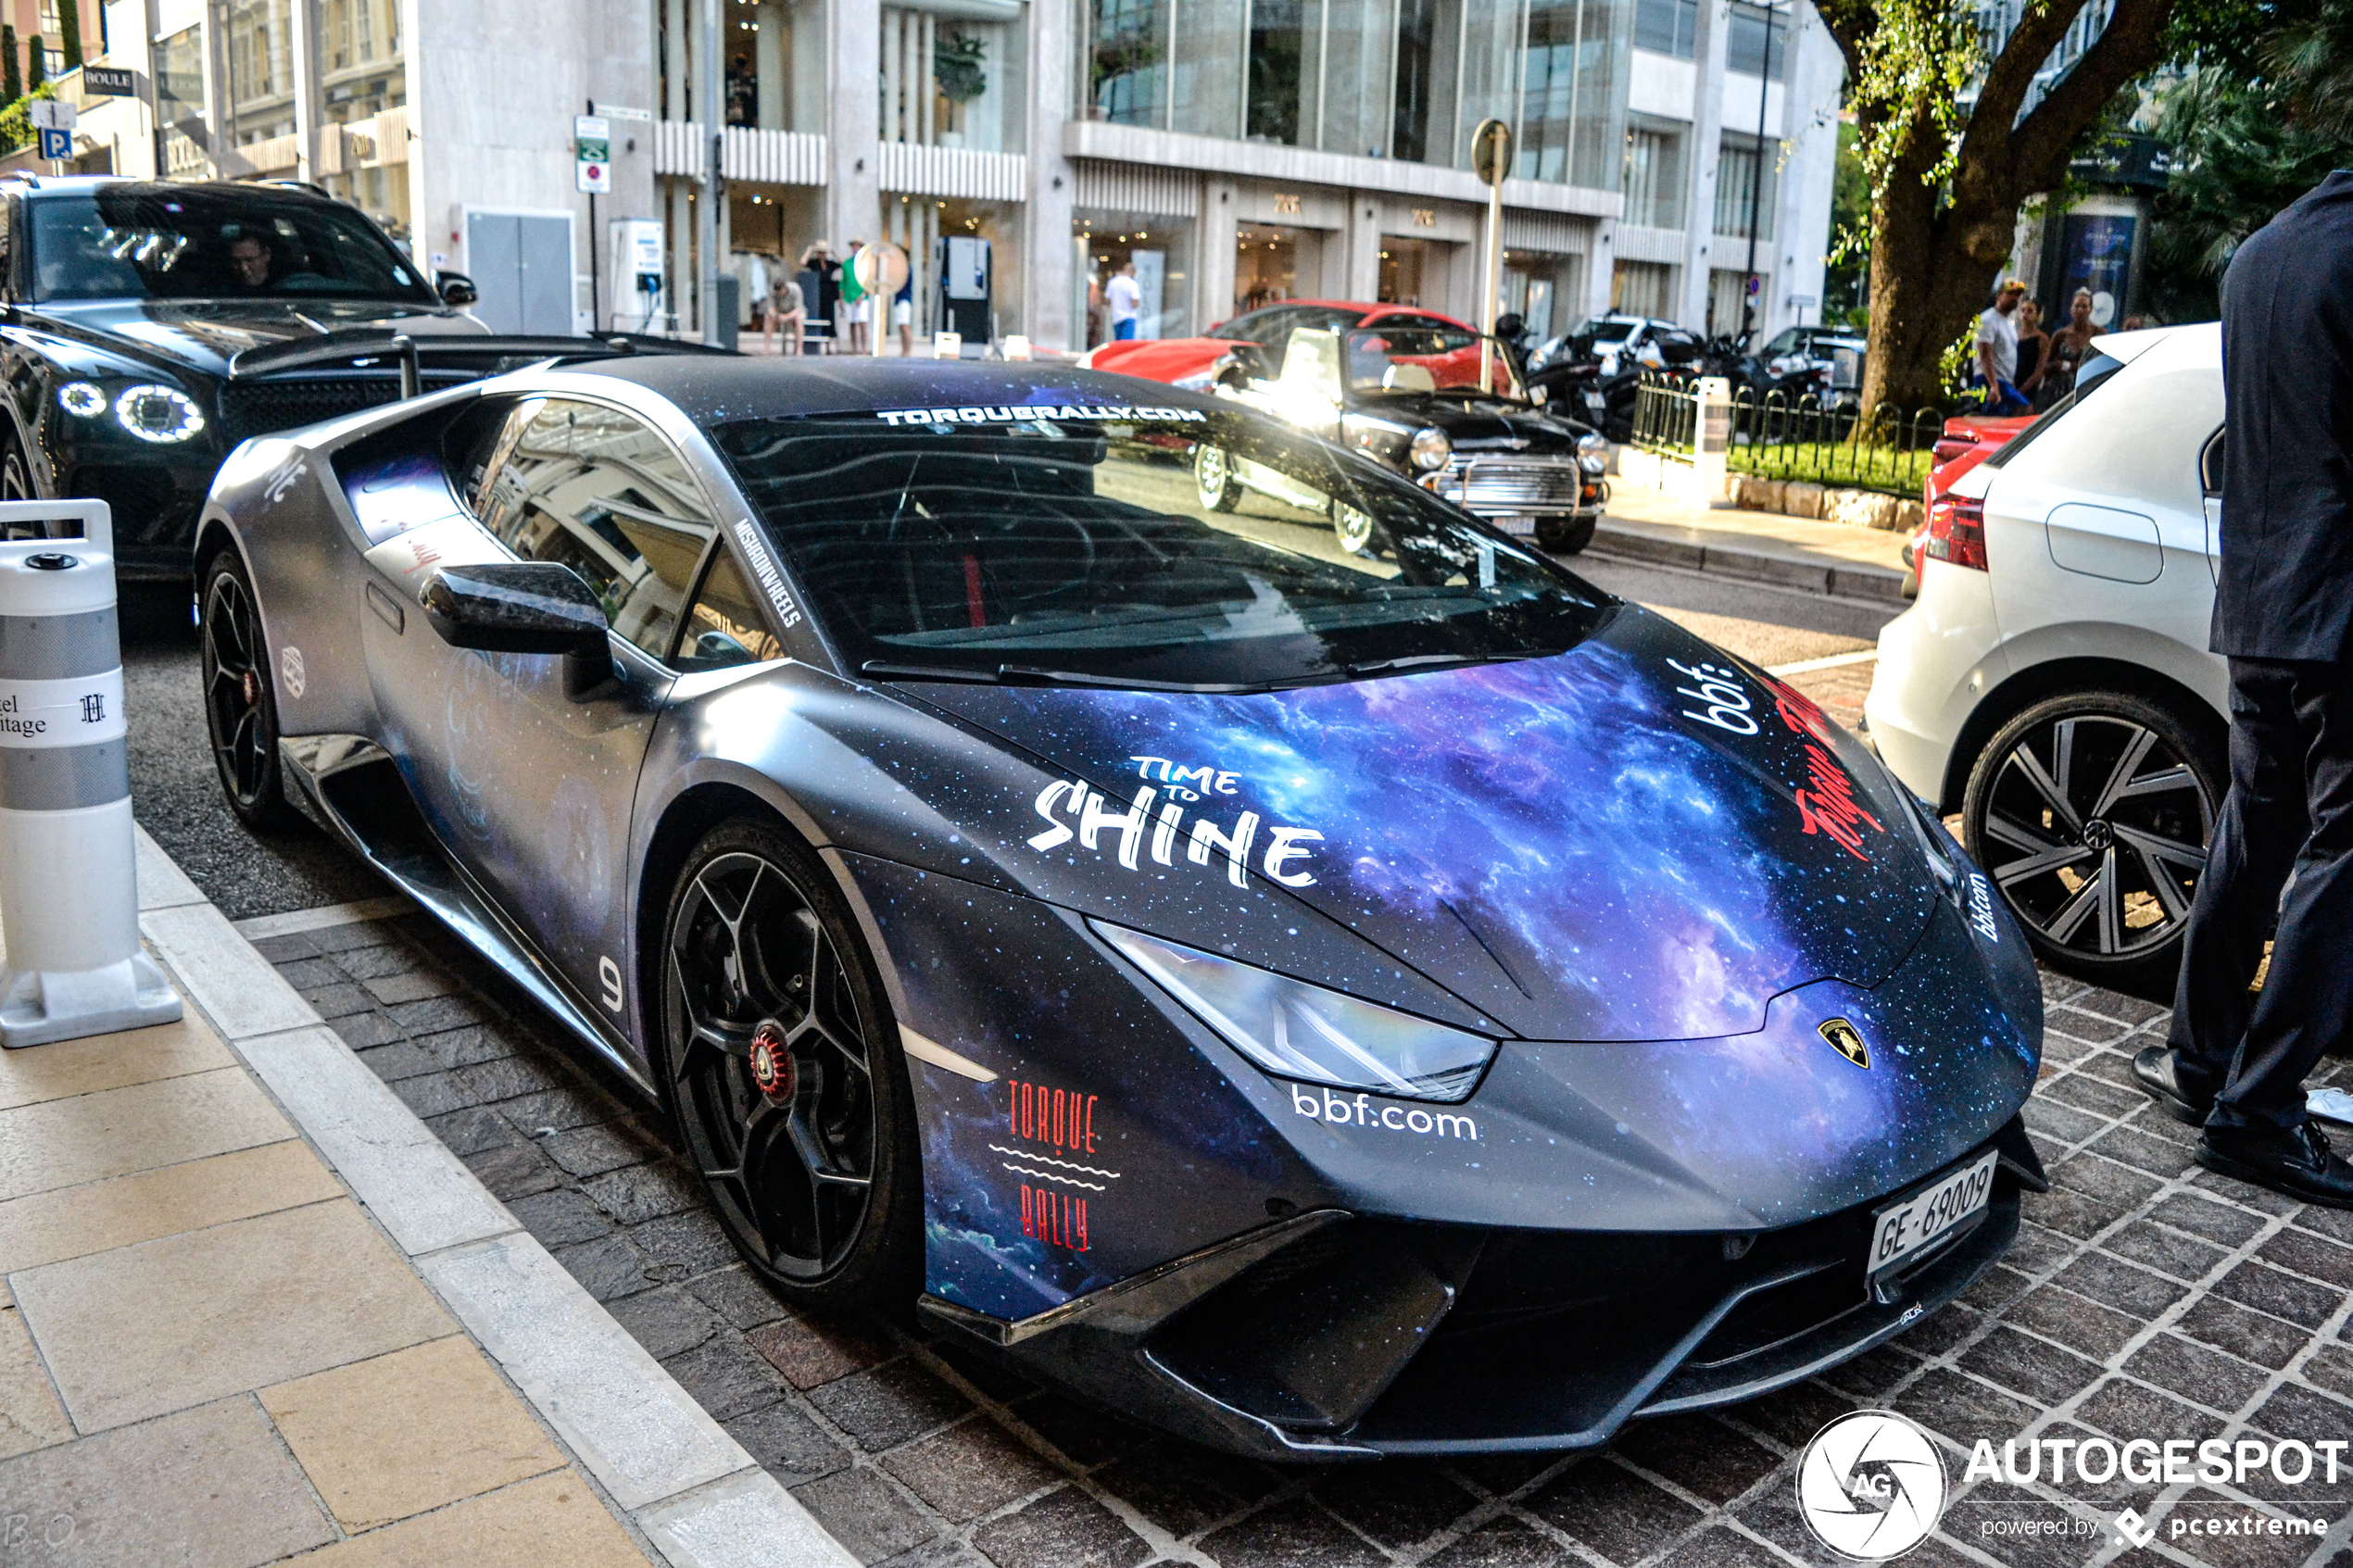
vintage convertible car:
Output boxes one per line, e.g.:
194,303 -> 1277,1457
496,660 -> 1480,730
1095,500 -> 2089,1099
1204,324 -> 1610,555
197,358 -> 2044,1460
0,176 -> 699,578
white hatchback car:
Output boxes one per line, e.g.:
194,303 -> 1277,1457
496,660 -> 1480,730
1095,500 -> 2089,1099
1866,323 -> 2226,988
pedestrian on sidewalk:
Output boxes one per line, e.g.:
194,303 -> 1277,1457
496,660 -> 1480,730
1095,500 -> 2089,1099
2013,298 -> 2050,404
1106,259 -> 1141,341
2040,288 -> 2104,409
1974,279 -> 2030,415
2133,171 -> 2353,1209
765,269 -> 802,355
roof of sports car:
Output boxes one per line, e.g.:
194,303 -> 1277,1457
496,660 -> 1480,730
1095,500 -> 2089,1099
566,355 -> 1224,424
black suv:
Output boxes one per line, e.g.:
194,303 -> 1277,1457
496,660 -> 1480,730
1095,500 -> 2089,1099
0,177 -> 708,580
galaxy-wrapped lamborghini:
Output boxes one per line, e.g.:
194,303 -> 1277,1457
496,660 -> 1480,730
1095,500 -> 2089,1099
194,358 -> 2045,1460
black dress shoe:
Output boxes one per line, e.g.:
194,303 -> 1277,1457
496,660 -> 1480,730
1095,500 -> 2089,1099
2133,1045 -> 2216,1125
2196,1121 -> 2353,1209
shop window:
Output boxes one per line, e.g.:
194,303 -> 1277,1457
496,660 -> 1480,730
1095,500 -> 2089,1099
1726,2 -> 1788,80
1633,0 -> 1696,57
1714,134 -> 1777,239
1248,0 -> 1309,144
1611,259 -> 1674,320
1084,0 -> 1167,125
1621,119 -> 1686,230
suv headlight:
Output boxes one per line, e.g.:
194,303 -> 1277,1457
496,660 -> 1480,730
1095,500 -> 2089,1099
57,381 -> 107,418
1100,922 -> 1496,1102
115,384 -> 207,444
1409,426 -> 1452,471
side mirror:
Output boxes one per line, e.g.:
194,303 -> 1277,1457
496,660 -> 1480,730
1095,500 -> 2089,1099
420,563 -> 608,659
435,270 -> 479,307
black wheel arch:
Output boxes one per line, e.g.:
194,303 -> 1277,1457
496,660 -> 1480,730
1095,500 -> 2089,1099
1936,656 -> 2227,816
632,777 -> 909,1117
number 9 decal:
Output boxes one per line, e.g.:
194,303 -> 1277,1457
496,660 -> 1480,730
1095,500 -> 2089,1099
598,955 -> 624,1013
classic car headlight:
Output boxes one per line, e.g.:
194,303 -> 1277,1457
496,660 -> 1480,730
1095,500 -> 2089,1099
1099,923 -> 1497,1102
1577,432 -> 1609,460
57,382 -> 106,418
1409,427 -> 1452,471
115,384 -> 206,444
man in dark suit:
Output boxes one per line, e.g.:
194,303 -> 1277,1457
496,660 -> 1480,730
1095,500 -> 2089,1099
2133,172 -> 2353,1207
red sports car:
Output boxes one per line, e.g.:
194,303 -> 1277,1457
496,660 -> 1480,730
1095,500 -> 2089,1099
1083,300 -> 1479,390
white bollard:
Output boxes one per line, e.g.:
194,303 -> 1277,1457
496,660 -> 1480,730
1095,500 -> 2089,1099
1693,375 -> 1732,509
0,499 -> 180,1047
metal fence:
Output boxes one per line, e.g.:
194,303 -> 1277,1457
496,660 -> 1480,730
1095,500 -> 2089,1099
1629,372 -> 1943,498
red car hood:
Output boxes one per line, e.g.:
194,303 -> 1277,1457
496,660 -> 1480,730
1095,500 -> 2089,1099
1086,337 -> 1251,385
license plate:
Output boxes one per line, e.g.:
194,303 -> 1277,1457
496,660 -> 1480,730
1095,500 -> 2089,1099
1584,393 -> 1606,413
1869,1149 -> 1996,1282
1491,514 -> 1538,536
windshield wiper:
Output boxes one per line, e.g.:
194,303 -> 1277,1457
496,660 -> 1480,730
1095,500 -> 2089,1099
858,660 -> 1003,684
1345,650 -> 1545,678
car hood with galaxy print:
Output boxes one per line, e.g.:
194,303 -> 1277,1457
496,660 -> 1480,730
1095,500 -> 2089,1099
911,605 -> 1938,1043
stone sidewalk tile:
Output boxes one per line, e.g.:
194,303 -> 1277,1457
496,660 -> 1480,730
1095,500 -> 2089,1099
10,1199 -> 452,1432
136,855 -> 865,1568
0,1304 -> 70,1460
288,1472 -> 648,1568
0,1398 -> 334,1568
0,1067 -> 292,1204
0,1140 -> 343,1278
0,1014 -> 233,1111
260,1335 -> 567,1533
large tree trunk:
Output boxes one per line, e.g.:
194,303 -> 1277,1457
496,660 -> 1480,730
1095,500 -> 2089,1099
1818,0 -> 2176,415
1860,178 -> 2025,411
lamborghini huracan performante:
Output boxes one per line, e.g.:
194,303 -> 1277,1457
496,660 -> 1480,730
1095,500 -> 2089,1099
196,358 -> 2045,1461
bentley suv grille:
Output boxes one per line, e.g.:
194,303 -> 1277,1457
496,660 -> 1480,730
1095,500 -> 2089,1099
216,370 -> 471,445
1435,456 -> 1587,516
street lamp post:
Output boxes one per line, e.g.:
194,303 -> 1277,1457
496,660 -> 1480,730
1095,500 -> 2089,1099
1741,2 -> 1778,340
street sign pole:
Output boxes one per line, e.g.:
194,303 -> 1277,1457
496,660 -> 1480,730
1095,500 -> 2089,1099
577,104 -> 611,333
1471,118 -> 1512,395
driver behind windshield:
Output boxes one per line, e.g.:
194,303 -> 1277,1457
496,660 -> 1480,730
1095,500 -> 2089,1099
223,227 -> 275,291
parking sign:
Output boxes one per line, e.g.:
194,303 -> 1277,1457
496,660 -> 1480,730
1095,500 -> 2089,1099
36,128 -> 69,161
574,115 -> 610,194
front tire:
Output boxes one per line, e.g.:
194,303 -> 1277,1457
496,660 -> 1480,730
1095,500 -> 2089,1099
1195,443 -> 1242,511
1537,513 -> 1597,555
1961,690 -> 2222,989
199,549 -> 295,832
659,818 -> 919,1308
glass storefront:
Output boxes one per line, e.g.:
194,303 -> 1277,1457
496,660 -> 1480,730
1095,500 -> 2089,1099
1077,210 -> 1195,345
1235,223 -> 1320,314
1378,236 -> 1456,309
1077,0 -> 1629,186
1503,250 -> 1581,340
1612,259 -> 1673,319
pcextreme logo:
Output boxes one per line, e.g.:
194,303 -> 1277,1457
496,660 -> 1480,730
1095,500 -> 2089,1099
1798,1411 -> 1946,1560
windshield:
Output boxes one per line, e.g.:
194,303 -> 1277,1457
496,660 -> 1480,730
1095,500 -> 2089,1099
711,405 -> 1608,690
1578,320 -> 1638,344
1341,326 -> 1525,400
27,189 -> 436,304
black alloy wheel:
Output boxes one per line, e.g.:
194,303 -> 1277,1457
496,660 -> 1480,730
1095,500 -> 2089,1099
661,819 -> 917,1306
199,551 -> 295,831
1962,691 -> 2221,986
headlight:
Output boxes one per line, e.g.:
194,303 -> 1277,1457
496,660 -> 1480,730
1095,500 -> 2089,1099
1577,432 -> 1609,460
57,382 -> 106,418
1099,923 -> 1496,1102
115,384 -> 206,444
1409,427 -> 1452,471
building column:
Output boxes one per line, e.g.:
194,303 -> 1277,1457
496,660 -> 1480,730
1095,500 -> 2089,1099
1586,219 -> 1617,319
663,0 -> 688,119
1678,0 -> 1730,330
1018,0 -> 1072,348
669,173 -> 693,332
755,0 -> 783,128
1340,194 -> 1381,303
826,0 -> 879,255
288,0 -> 322,180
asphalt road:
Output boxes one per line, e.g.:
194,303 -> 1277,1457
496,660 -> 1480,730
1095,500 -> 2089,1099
120,557 -> 1900,921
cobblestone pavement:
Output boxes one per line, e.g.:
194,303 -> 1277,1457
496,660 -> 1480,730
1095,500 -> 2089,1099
245,910 -> 2353,1568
